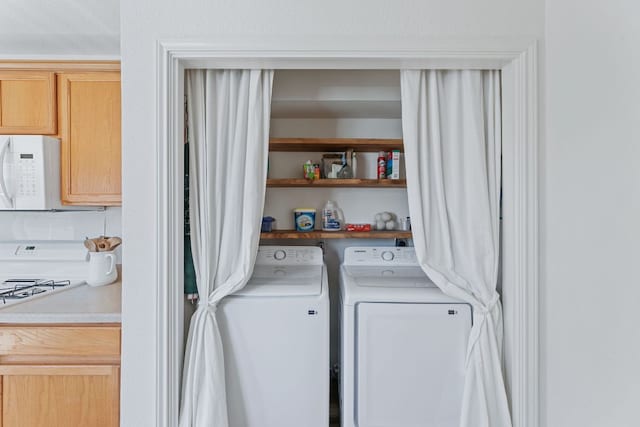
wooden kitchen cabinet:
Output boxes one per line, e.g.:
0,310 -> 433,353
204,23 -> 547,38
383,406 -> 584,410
0,71 -> 56,135
57,72 -> 121,206
0,324 -> 121,427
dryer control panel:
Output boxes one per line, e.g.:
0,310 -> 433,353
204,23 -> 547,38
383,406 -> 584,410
256,246 -> 323,266
344,247 -> 419,266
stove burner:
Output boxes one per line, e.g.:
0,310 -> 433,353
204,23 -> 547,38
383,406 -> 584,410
0,279 -> 72,304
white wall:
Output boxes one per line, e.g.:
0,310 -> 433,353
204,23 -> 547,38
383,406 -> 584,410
119,1 -> 544,425
543,1 -> 640,426
0,0 -> 119,57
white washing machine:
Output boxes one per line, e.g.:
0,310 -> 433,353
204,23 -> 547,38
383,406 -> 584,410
339,247 -> 472,427
217,246 -> 329,427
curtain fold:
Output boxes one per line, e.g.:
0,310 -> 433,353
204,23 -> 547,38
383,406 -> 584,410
401,69 -> 511,427
180,69 -> 274,427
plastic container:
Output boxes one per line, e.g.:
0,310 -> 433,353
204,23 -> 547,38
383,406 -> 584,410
294,208 -> 316,232
322,200 -> 345,231
303,160 -> 317,180
351,152 -> 357,178
261,216 -> 275,232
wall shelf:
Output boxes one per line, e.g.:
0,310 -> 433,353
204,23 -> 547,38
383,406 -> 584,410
269,137 -> 403,152
260,230 -> 412,239
266,178 -> 406,188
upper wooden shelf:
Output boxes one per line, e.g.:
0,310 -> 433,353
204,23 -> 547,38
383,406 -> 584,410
260,230 -> 413,240
267,178 -> 406,188
269,137 -> 403,152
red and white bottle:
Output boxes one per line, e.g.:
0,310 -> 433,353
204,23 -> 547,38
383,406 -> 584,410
377,151 -> 386,179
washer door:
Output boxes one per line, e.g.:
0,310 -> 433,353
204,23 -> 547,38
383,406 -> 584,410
355,302 -> 472,427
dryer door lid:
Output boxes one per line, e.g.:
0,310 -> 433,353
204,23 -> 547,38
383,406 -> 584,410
233,265 -> 323,297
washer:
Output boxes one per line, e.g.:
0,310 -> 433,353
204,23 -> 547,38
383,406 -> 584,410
339,247 -> 472,427
218,246 -> 329,427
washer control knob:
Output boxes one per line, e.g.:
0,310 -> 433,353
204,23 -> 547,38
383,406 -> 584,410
381,251 -> 394,261
274,250 -> 287,261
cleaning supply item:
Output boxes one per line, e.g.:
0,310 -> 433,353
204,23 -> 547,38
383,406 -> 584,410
261,216 -> 275,232
294,208 -> 316,231
322,200 -> 344,231
386,151 -> 393,178
303,160 -> 317,179
351,152 -> 357,178
390,150 -> 401,179
377,151 -> 386,179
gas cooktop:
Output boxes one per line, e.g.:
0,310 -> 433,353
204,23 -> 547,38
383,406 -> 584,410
0,278 -> 83,307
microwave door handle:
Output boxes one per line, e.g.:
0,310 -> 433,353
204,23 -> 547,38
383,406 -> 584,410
0,137 -> 12,203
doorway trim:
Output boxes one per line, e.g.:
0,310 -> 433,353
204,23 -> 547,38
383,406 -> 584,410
155,38 -> 539,427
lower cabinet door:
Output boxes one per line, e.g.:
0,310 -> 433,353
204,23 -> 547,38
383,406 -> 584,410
0,365 -> 119,427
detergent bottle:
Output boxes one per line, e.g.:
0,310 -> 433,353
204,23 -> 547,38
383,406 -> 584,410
321,200 -> 344,231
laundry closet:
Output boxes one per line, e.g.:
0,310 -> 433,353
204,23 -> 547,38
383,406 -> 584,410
181,68 -> 506,427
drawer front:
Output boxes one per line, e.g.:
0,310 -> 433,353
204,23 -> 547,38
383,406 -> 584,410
0,325 -> 120,358
0,365 -> 120,427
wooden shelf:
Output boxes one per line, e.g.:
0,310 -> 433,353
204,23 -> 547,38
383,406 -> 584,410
269,137 -> 403,152
267,178 -> 406,188
260,230 -> 413,239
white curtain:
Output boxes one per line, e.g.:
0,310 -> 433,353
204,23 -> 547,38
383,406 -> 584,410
401,70 -> 511,427
180,69 -> 274,427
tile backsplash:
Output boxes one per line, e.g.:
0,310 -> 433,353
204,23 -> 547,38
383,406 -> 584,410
0,208 -> 123,262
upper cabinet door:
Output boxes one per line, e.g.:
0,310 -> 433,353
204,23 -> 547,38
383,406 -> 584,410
0,71 -> 57,134
58,72 -> 121,206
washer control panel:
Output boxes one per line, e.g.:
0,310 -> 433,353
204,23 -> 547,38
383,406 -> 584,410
343,247 -> 418,266
256,246 -> 323,266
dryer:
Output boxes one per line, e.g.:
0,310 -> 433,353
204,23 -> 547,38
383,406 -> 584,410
339,247 -> 472,427
218,246 -> 329,427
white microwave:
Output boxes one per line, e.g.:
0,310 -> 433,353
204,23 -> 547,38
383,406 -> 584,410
0,135 -> 66,210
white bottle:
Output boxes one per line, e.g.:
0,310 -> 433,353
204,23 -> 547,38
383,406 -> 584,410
351,152 -> 357,178
322,200 -> 344,231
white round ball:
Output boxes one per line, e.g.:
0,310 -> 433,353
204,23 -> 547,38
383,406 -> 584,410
381,212 -> 392,221
374,213 -> 382,221
385,220 -> 395,230
376,221 -> 386,230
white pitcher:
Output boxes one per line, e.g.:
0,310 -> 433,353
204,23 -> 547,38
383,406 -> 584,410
87,251 -> 117,287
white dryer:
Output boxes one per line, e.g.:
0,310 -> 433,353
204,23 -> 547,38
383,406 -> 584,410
339,247 -> 472,427
218,246 -> 329,427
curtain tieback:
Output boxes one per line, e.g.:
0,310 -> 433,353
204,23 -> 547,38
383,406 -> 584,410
196,300 -> 218,314
465,293 -> 501,365
478,292 -> 500,315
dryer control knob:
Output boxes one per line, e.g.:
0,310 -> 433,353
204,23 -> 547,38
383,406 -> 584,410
381,251 -> 395,261
274,250 -> 287,261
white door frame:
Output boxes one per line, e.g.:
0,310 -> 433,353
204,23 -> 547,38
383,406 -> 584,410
155,38 -> 539,427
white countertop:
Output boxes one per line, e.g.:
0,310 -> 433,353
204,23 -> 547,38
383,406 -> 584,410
0,274 -> 121,324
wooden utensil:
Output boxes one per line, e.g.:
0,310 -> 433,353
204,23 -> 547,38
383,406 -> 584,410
84,239 -> 98,252
106,237 -> 122,251
96,238 -> 109,252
